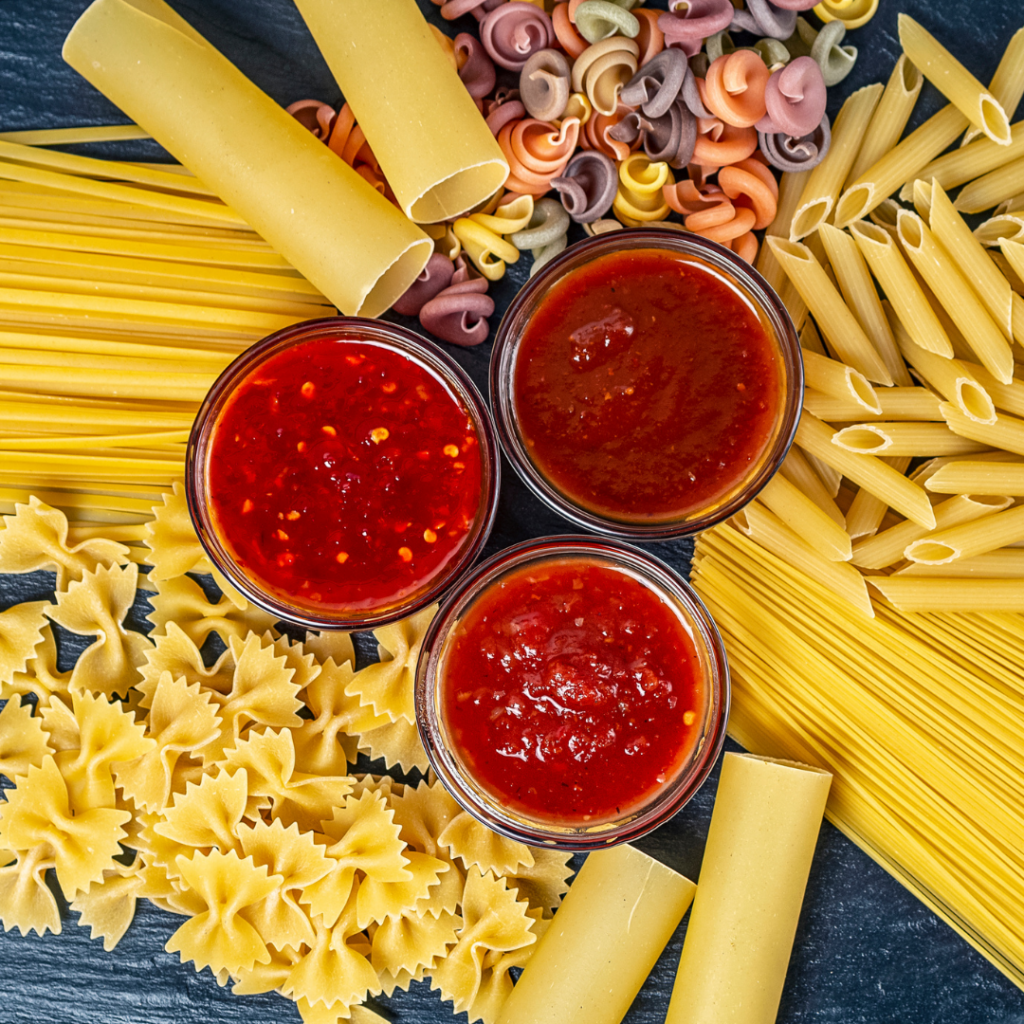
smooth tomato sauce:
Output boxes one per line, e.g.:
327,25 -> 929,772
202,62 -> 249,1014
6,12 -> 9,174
440,558 -> 706,822
514,248 -> 782,522
207,337 -> 483,614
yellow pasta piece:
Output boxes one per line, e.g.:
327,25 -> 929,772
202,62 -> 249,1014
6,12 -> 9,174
473,916 -> 549,1024
0,599 -> 49,684
756,169 -> 810,300
942,400 -> 1024,456
354,714 -> 430,775
143,481 -> 212,580
830,421 -> 987,458
304,628 -> 355,671
502,849 -> 574,919
438,810 -> 535,877
904,504 -> 1024,565
69,862 -> 144,952
0,846 -> 61,937
758,471 -> 853,561
868,575 -> 1024,612
371,907 -> 461,979
0,696 -> 53,782
926,460 -> 1024,495
613,153 -> 672,227
154,766 -> 249,853
356,850 -> 449,929
472,194 -> 535,236
390,778 -> 463,863
452,218 -> 519,281
138,621 -> 234,708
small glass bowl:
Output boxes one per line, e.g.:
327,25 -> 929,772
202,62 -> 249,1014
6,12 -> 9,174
489,229 -> 803,541
186,317 -> 500,631
415,536 -> 730,851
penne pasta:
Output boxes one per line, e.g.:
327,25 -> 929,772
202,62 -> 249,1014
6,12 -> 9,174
896,210 -> 1014,384
767,237 -> 893,384
957,361 -> 1024,420
845,456 -> 913,541
779,447 -> 846,527
912,122 -> 1024,195
799,318 -> 827,357
834,105 -> 969,229
801,448 -> 842,498
961,27 -> 1024,147
941,401 -> 1024,456
831,421 -> 988,458
898,15 -> 1012,147
758,472 -> 853,561
802,350 -> 880,413
818,223 -> 910,385
797,412 -> 936,529
791,85 -> 883,241
867,576 -> 1024,612
926,460 -> 1024,496
904,504 -> 1024,564
895,549 -> 1024,578
802,386 -> 943,423
955,156 -> 1024,215
847,55 -> 924,188
850,221 -> 953,357
755,169 -> 811,298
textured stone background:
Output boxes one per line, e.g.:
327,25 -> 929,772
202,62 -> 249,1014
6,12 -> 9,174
2,0 -> 1024,1021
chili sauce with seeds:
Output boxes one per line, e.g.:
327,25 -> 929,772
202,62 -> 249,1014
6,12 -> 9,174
207,337 -> 483,614
440,558 -> 706,822
513,247 -> 782,522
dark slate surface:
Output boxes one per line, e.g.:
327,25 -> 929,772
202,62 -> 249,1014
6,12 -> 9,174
2,0 -> 1024,1022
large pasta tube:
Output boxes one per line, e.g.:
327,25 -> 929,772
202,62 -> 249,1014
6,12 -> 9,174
63,0 -> 432,317
665,753 -> 832,1024
496,844 -> 695,1024
293,0 -> 509,223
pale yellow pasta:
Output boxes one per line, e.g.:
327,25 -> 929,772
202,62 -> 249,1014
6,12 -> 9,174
733,502 -> 873,616
755,170 -> 811,299
154,767 -> 248,853
143,481 -> 212,580
845,457 -> 912,540
0,696 -> 53,782
898,15 -> 1011,147
914,123 -> 1024,193
371,908 -> 461,980
438,810 -> 535,877
957,360 -> 1024,421
0,845 -> 61,937
942,400 -> 1024,456
1000,241 -> 1024,295
0,599 -> 49,684
502,849 -> 574,919
847,56 -> 924,187
69,862 -> 144,952
802,350 -> 880,414
867,575 -> 1024,612
896,211 -> 1014,383
849,220 -> 953,357
831,421 -> 986,457
354,715 -> 431,775
955,156 -> 1024,215
138,621 -> 234,706
851,493 -> 1011,569
895,549 -> 1024,577
355,850 -> 448,930
779,448 -> 846,527
905,504 -> 1024,565
767,238 -> 892,384
926,460 -> 1024,495
797,412 -> 936,528
451,218 -> 519,281
389,778 -> 462,865
802,386 -> 943,423
758,472 -> 852,561
961,28 -> 1024,147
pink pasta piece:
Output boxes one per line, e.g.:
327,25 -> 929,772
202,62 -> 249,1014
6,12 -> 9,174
498,116 -> 580,195
485,96 -> 527,136
718,156 -> 779,230
392,254 -> 456,317
456,33 -> 498,106
436,0 -> 504,22
419,263 -> 495,348
480,3 -> 555,72
659,0 -> 734,56
757,56 -> 828,137
703,51 -> 770,128
730,0 -> 797,41
764,0 -> 819,9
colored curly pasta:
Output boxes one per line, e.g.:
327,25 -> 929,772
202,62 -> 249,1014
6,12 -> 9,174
580,103 -> 639,161
613,152 -> 674,226
480,3 -> 555,72
433,0 -> 504,22
285,99 -> 335,140
573,1 -> 640,44
704,51 -> 770,128
419,258 -> 495,348
571,35 -> 639,115
620,48 -> 688,118
814,0 -> 878,30
550,150 -> 618,221
551,2 -> 589,59
719,155 -> 779,229
485,95 -> 527,136
609,102 -> 697,168
802,18 -> 857,86
455,33 -> 497,107
758,112 -> 831,169
758,55 -> 828,136
663,178 -> 760,258
509,197 -> 570,248
658,0 -> 734,55
754,36 -> 791,72
633,9 -> 666,65
731,0 -> 797,40
691,82 -> 759,168
392,254 -> 456,317
498,116 -> 581,195
520,49 -> 572,121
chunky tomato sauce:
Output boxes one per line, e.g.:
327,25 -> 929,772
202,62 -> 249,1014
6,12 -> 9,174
514,248 -> 782,522
207,337 -> 483,615
441,558 -> 706,822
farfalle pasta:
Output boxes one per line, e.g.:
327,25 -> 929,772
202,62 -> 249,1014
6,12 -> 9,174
0,601 -> 48,687
3,623 -> 72,703
138,621 -> 235,707
439,810 -> 535,877
69,862 -> 144,952
0,696 -> 52,783
143,482 -> 212,581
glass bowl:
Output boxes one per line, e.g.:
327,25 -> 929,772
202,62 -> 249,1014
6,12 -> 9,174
489,229 -> 803,541
186,317 -> 500,631
415,536 -> 730,851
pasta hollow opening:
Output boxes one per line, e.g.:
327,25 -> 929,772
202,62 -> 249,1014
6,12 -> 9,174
791,200 -> 831,242
833,425 -> 890,453
980,96 -> 1012,147
849,372 -> 882,413
836,185 -> 873,228
356,238 -> 434,319
900,56 -> 923,94
773,238 -> 811,261
967,494 -> 1012,510
905,540 -> 959,564
849,218 -> 888,247
897,213 -> 924,249
407,161 -> 511,225
957,381 -> 997,424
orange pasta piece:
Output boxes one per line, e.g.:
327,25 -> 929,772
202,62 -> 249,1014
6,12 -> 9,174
580,104 -> 639,162
719,157 -> 779,230
498,117 -> 581,195
552,3 -> 588,60
703,51 -> 770,129
633,10 -> 666,66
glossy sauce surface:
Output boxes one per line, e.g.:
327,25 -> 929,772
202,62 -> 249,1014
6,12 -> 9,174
514,248 -> 782,522
207,337 -> 483,614
441,558 -> 706,822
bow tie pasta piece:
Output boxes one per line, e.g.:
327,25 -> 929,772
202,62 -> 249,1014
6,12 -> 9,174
260,630 -> 321,698
218,727 -> 353,834
0,600 -> 49,687
304,789 -> 410,929
154,767 -> 249,854
0,497 -> 130,590
390,779 -> 461,862
371,907 -> 462,979
356,850 -> 450,929
438,810 -> 535,876
165,849 -> 283,976
355,716 -> 431,775
3,620 -> 70,703
0,845 -> 60,938
55,688 -> 153,812
231,943 -> 301,996
236,818 -> 334,951
143,482 -> 213,581
469,913 -> 552,1024
430,868 -> 538,1017
114,672 -> 222,814
304,629 -> 355,671
48,562 -> 151,698
0,697 -> 53,783
69,861 -> 144,952
138,621 -> 235,710
503,849 -> 575,918
38,694 -> 80,752
1,756 -> 130,899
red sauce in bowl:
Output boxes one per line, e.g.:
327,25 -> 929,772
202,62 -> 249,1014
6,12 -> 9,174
513,247 -> 783,523
206,336 -> 484,616
439,557 -> 706,823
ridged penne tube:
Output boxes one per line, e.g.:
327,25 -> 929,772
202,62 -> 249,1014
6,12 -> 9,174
802,350 -> 880,414
896,211 -> 1014,384
846,56 -> 923,187
799,319 -> 826,357
766,237 -> 893,384
895,549 -> 1024,578
850,493 -> 1010,570
758,473 -> 853,561
961,28 -> 1024,148
849,221 -> 953,357
913,123 -> 1024,194
1000,242 -> 1024,294
755,170 -> 810,297
926,460 -> 1024,496
957,361 -> 1024,420
733,502 -> 873,616
834,105 -> 969,228
817,223 -> 910,386
927,184 -> 1014,340
801,449 -> 841,497
779,447 -> 846,527
790,85 -> 883,241
831,421 -> 987,458
941,401 -> 1024,456
955,156 -> 1024,215
845,456 -> 912,540
802,386 -> 943,423
796,412 -> 936,529
867,576 -> 1024,611
898,15 -> 1011,147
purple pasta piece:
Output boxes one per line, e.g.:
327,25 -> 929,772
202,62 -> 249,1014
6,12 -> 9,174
550,150 -> 618,223
286,99 -> 335,140
437,0 -> 505,22
480,2 -> 555,72
681,63 -> 711,116
758,113 -> 831,171
731,0 -> 797,40
419,277 -> 495,347
658,0 -> 734,55
608,102 -> 696,168
455,33 -> 497,102
757,56 -> 827,137
392,253 -> 455,317
485,97 -> 526,135
620,48 -> 689,118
